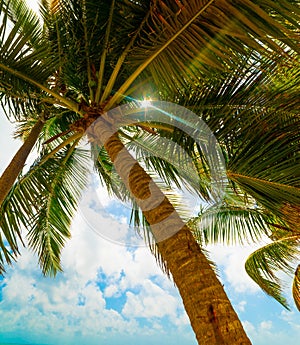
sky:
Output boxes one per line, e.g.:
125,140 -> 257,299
1,110 -> 300,345
1,1 -> 300,344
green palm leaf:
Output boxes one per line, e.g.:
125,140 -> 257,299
0,142 -> 90,275
91,142 -> 129,201
245,236 -> 300,309
193,203 -> 273,245
0,0 -> 51,109
227,94 -> 300,223
106,0 -> 300,107
292,265 -> 300,311
28,145 -> 89,275
124,129 -> 211,200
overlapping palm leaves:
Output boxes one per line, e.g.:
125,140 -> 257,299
0,0 -> 299,314
189,59 -> 300,310
2,0 -> 299,113
0,113 -> 89,275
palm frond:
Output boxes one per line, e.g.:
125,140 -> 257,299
28,144 -> 89,276
193,203 -> 274,246
123,129 -> 211,200
245,236 -> 300,309
40,0 -> 150,103
0,142 -> 90,276
118,100 -> 227,201
0,0 -> 42,70
292,264 -> 300,311
91,142 -> 130,201
106,0 -> 300,107
0,0 -> 59,117
226,92 -> 300,223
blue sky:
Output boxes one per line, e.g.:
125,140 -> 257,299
1,1 -> 300,343
1,110 -> 300,345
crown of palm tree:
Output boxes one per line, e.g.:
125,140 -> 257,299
0,0 -> 300,342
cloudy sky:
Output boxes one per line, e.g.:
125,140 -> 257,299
1,106 -> 300,345
1,1 -> 300,344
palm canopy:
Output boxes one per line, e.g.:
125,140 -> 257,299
1,0 -> 299,117
0,0 -> 299,308
189,59 -> 300,309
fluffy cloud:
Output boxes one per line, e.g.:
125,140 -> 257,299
207,244 -> 261,293
122,280 -> 178,319
0,206 -> 194,345
260,320 -> 273,330
236,300 -> 247,313
242,318 -> 300,345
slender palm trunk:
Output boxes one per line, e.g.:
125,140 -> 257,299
92,119 -> 252,345
0,118 -> 44,207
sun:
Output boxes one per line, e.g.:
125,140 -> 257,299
140,98 -> 152,108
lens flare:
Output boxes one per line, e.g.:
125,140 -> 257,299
140,99 -> 152,108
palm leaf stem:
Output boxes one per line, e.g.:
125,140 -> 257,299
228,172 -> 300,193
54,9 -> 63,77
104,0 -> 216,109
94,0 -> 115,103
0,63 -> 78,112
100,9 -> 151,104
82,0 -> 94,101
41,132 -> 82,164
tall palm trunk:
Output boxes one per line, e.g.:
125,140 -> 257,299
92,118 -> 252,345
0,118 -> 44,207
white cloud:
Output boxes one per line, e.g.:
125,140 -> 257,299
242,320 -> 255,334
77,184 -> 145,248
104,284 -> 119,298
208,244 -> 261,293
0,206 -> 194,345
242,318 -> 300,345
236,300 -> 247,312
260,320 -> 273,330
280,310 -> 300,330
122,279 -> 178,319
95,180 -> 115,208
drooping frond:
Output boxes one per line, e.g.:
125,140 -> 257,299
227,99 -> 300,224
28,144 -> 89,276
114,100 -> 227,201
91,141 -> 130,201
245,236 -> 300,309
0,143 -> 90,276
292,265 -> 300,311
193,203 -> 273,246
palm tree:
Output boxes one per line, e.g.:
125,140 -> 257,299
0,117 -> 44,206
0,0 -> 299,343
190,60 -> 300,310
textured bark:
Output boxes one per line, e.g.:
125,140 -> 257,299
0,118 -> 44,207
92,119 -> 252,345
